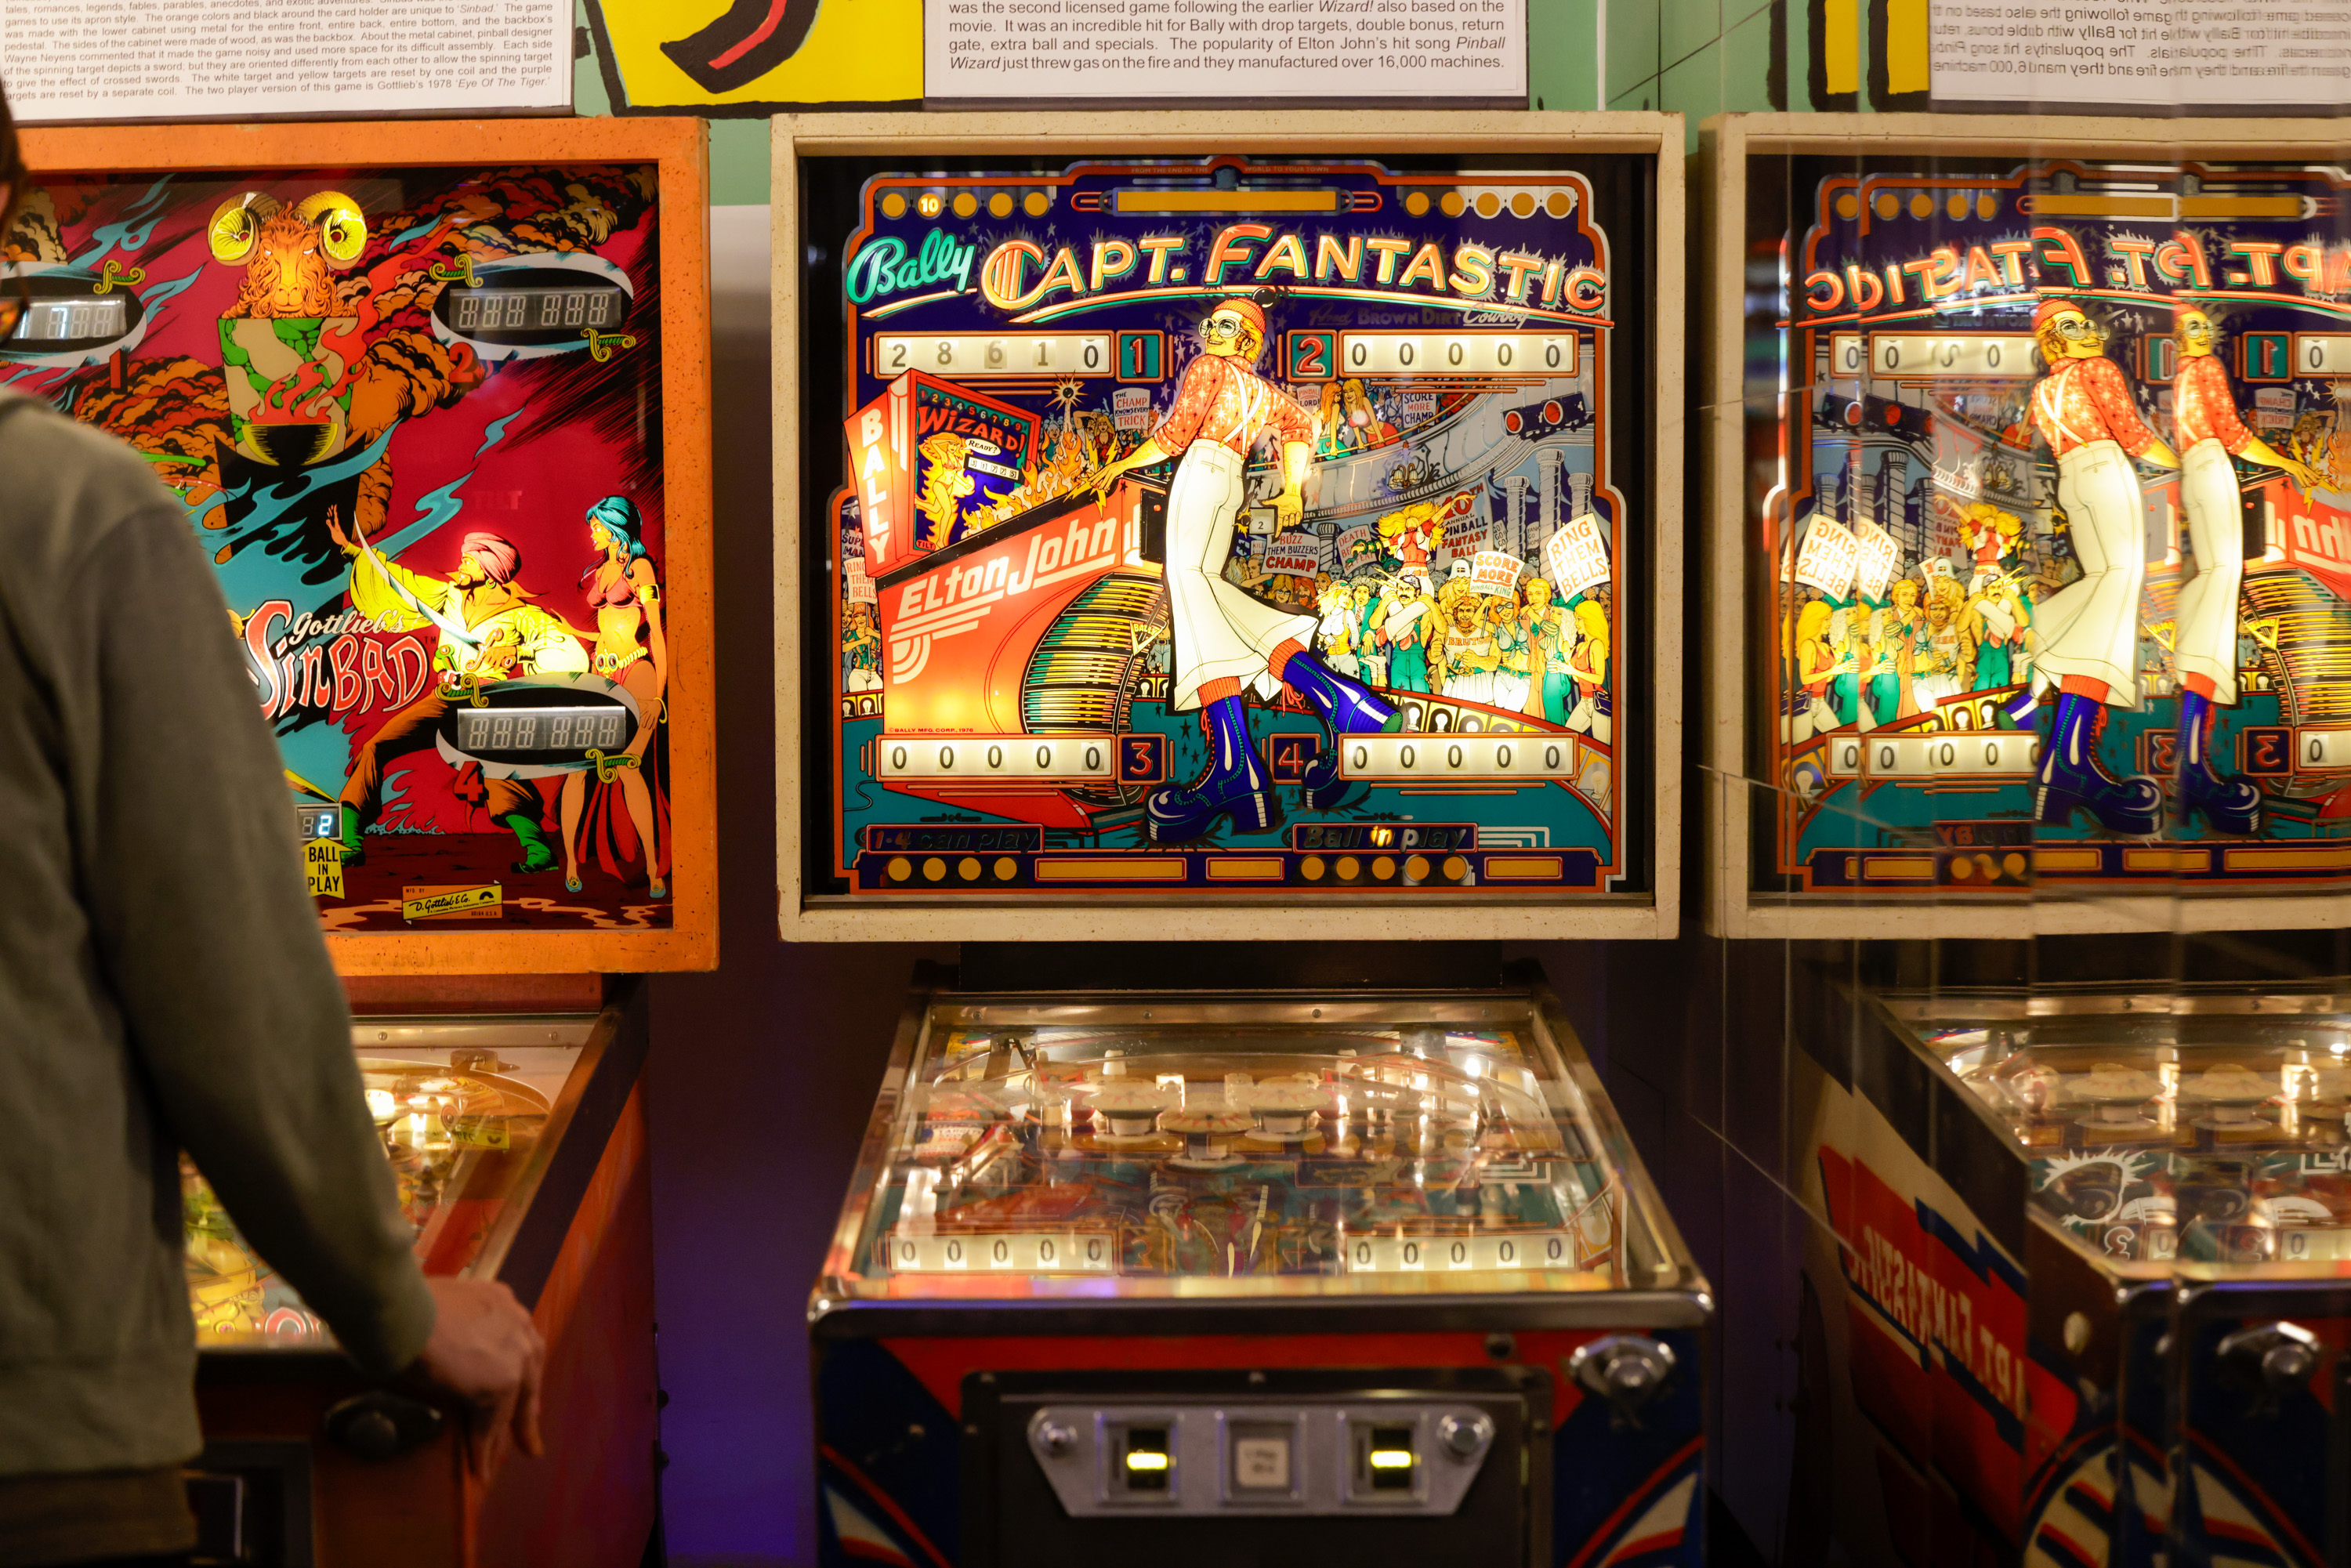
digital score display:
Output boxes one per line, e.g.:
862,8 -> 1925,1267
453,704 -> 630,755
448,286 -> 622,335
872,332 -> 1113,378
1337,331 -> 1577,378
1827,332 -> 2037,379
9,297 -> 127,343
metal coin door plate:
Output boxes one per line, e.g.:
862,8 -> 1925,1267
1024,1402 -> 1494,1517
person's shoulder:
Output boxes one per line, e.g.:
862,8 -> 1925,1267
0,395 -> 186,575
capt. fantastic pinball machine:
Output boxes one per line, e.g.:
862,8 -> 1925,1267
777,113 -> 1684,939
1780,969 -> 2351,1568
808,961 -> 1711,1568
1702,117 -> 2351,935
10,118 -> 714,1566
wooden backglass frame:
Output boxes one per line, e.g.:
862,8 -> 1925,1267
1699,113 -> 2351,940
19,118 -> 718,974
773,110 -> 1686,943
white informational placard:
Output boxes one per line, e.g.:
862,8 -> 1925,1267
0,0 -> 572,123
1853,519 -> 1900,603
926,0 -> 1527,103
1929,0 -> 2351,106
1469,549 -> 1523,594
1792,515 -> 1859,599
1541,512 -> 1610,596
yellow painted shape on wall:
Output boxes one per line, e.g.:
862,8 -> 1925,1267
600,0 -> 922,109
1885,0 -> 1930,93
1823,0 -> 1860,94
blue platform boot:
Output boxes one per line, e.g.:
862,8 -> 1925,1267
2034,690 -> 2161,835
1147,693 -> 1282,843
2175,689 -> 2262,837
1277,650 -> 1404,809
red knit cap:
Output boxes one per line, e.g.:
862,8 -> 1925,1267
1212,297 -> 1267,340
2034,297 -> 2082,331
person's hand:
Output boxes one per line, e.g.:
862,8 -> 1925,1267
1274,491 -> 1304,531
415,1276 -> 545,1483
324,505 -> 360,557
2278,455 -> 2320,498
1088,458 -> 1127,502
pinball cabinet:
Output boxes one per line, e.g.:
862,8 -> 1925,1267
10,116 -> 715,1566
1702,115 -> 2351,937
776,111 -> 1686,941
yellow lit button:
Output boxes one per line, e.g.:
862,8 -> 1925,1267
922,856 -> 947,882
958,856 -> 982,882
886,856 -> 912,882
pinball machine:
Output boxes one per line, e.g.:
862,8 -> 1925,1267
773,113 -> 1708,1566
1701,114 -> 2351,938
9,118 -> 715,1566
1783,968 -> 2351,1568
775,110 -> 1686,942
808,958 -> 1712,1568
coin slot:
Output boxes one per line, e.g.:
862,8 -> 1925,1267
1119,1426 -> 1171,1490
1363,1424 -> 1416,1491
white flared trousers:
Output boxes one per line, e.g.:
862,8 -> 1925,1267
2174,436 -> 2245,704
1165,440 -> 1317,711
2034,440 -> 2147,708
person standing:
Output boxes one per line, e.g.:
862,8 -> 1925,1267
1089,299 -> 1400,839
2170,304 -> 2317,834
2018,299 -> 2179,833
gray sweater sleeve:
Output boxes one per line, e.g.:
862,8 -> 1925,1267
57,476 -> 437,1378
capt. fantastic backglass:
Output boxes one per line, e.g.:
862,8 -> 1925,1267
1752,154 -> 2351,900
806,154 -> 1652,901
2,154 -> 676,932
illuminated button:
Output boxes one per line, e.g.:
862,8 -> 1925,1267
1300,855 -> 1326,882
993,856 -> 1019,881
1366,1425 -> 1416,1491
1335,855 -> 1361,880
1442,855 -> 1469,882
1120,1428 -> 1171,1491
922,857 -> 947,882
1405,854 -> 1431,882
886,856 -> 913,882
1372,856 -> 1396,881
958,856 -> 982,882
918,192 -> 944,217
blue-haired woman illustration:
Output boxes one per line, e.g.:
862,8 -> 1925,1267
560,495 -> 668,898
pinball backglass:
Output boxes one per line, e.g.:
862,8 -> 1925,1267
778,114 -> 1684,940
12,119 -> 714,972
1704,115 -> 2351,936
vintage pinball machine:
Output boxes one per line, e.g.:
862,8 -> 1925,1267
10,118 -> 715,1566
808,956 -> 1712,1568
1701,115 -> 2351,939
772,112 -> 1705,1566
775,110 -> 1686,943
1782,965 -> 2351,1568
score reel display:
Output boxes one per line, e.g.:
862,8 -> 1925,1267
817,153 -> 1654,904
1749,147 -> 2351,907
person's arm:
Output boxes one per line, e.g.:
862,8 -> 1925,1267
634,558 -> 668,704
2088,359 -> 2177,467
60,498 -> 543,1472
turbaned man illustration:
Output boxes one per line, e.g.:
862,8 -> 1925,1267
2017,299 -> 2179,835
1089,297 -> 1402,843
2169,303 -> 2316,835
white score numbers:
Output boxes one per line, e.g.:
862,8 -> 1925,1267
875,333 -> 1113,377
1830,332 -> 2037,380
1338,331 -> 1576,378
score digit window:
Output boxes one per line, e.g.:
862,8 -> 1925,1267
455,704 -> 630,755
9,298 -> 128,342
449,287 -> 621,334
872,334 -> 1113,377
1337,331 -> 1576,378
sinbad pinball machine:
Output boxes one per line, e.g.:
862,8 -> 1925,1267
1704,116 -> 2351,935
781,114 -> 1683,938
13,119 -> 712,1567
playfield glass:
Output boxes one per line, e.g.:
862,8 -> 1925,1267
818,991 -> 1692,1303
806,152 -> 1654,902
1745,152 -> 2351,904
184,1016 -> 594,1349
1918,1001 -> 2351,1273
